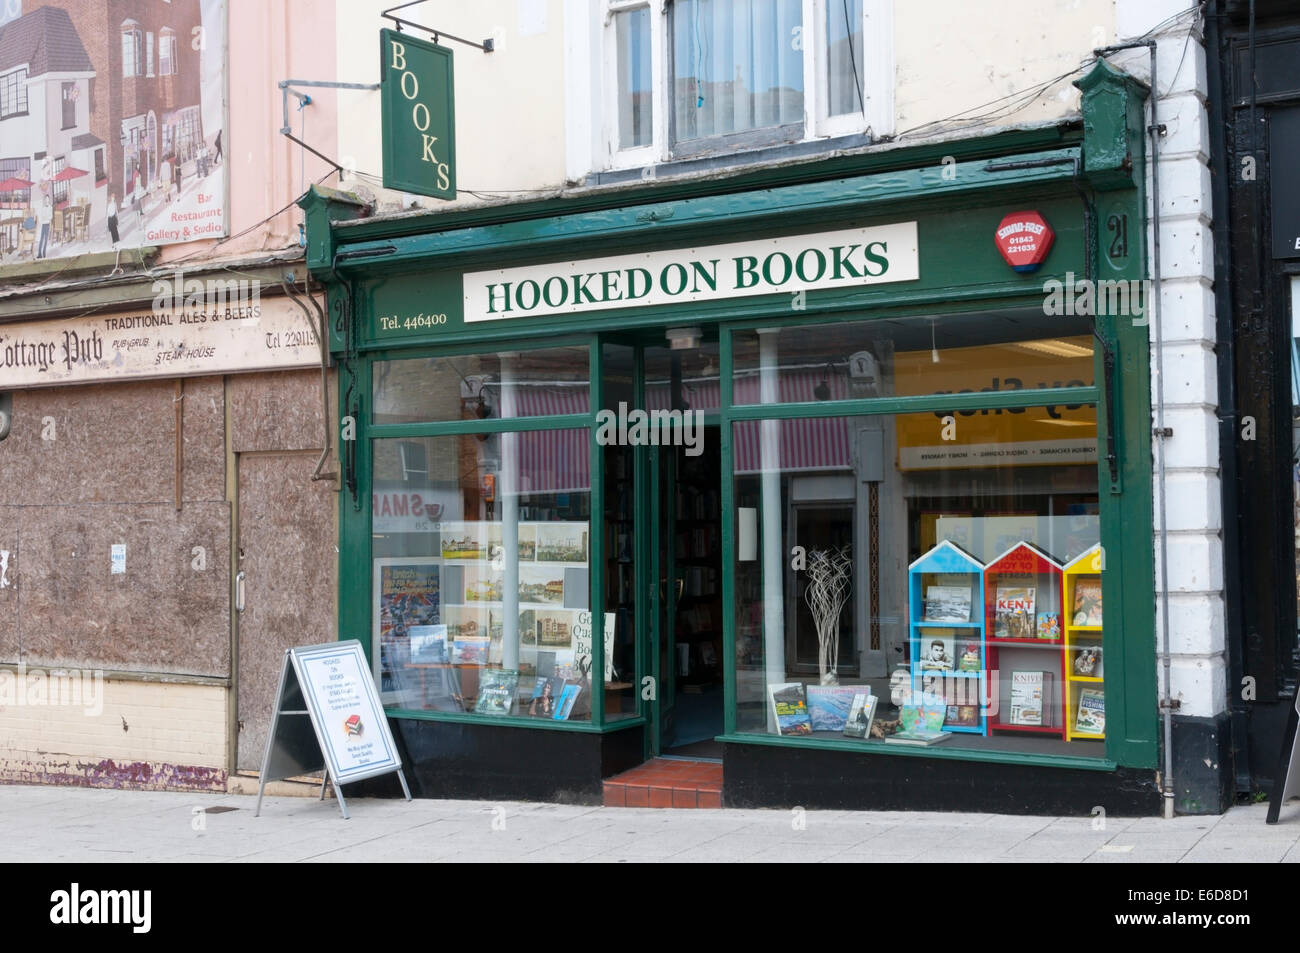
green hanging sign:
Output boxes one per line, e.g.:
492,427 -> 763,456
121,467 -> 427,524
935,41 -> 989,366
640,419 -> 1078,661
380,28 -> 456,200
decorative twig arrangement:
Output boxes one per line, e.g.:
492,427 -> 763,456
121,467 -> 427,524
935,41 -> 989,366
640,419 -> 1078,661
804,546 -> 853,685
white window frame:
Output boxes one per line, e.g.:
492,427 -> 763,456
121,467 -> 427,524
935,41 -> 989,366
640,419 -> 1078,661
590,0 -> 893,173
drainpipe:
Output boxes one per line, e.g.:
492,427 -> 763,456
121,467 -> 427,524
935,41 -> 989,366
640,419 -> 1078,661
1094,37 -> 1175,818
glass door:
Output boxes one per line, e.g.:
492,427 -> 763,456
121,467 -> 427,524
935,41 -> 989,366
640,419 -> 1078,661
650,443 -> 678,754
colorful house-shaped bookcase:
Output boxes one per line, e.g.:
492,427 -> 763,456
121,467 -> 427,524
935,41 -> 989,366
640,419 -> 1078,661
908,540 -> 987,735
983,542 -> 1066,738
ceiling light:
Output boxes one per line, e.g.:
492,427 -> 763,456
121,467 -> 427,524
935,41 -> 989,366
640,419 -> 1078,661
1015,339 -> 1093,359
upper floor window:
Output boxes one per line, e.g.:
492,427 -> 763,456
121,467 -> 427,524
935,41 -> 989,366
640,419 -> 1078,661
146,31 -> 155,77
159,29 -> 177,76
599,0 -> 889,169
61,82 -> 76,130
0,68 -> 28,119
122,21 -> 143,78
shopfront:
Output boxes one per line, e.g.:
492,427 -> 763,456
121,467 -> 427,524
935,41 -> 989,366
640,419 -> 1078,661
304,61 -> 1164,813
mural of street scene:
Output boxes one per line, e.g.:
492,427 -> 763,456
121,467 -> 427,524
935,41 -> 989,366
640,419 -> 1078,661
0,0 -> 225,261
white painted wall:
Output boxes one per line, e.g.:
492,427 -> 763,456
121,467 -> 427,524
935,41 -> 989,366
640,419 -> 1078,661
333,0 -> 1121,202
1109,1 -> 1223,720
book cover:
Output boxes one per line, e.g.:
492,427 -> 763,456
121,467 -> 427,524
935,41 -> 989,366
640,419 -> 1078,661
923,585 -> 972,623
886,727 -> 952,746
806,684 -> 860,732
1036,612 -> 1061,640
899,705 -> 947,734
552,683 -> 582,721
918,632 -> 956,671
768,682 -> 813,736
944,704 -> 980,728
474,669 -> 519,716
1072,579 -> 1103,626
1076,687 -> 1106,734
956,640 -> 982,672
1072,646 -> 1103,677
843,693 -> 877,739
528,676 -> 565,717
1008,670 -> 1051,726
451,636 -> 489,665
994,586 -> 1036,639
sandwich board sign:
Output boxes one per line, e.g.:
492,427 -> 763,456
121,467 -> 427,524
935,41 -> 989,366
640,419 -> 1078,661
256,640 -> 411,819
1268,691 -> 1300,823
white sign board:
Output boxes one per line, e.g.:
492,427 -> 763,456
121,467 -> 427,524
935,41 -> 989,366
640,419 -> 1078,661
256,640 -> 410,819
0,295 -> 320,389
463,222 -> 919,322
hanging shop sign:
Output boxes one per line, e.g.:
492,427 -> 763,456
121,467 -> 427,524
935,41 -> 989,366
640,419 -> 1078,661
462,222 -> 920,322
994,211 -> 1054,272
380,28 -> 456,200
0,294 -> 321,388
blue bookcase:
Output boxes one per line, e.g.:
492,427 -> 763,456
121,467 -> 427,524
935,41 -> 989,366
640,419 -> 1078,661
907,540 -> 987,735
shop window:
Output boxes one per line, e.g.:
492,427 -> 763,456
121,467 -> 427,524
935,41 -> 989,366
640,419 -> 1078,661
0,68 -> 28,119
731,404 -> 1103,754
372,431 -> 595,723
373,345 -> 591,425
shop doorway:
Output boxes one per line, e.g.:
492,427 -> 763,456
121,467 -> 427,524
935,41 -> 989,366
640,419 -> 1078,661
650,429 -> 724,758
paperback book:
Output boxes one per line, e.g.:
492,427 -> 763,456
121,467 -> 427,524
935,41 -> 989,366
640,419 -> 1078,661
843,693 -> 878,739
474,669 -> 519,716
994,586 -> 1036,639
1036,612 -> 1061,640
1072,579 -> 1104,626
923,585 -> 972,623
1008,670 -> 1052,726
807,684 -> 861,732
552,683 -> 582,721
1076,687 -> 1106,734
887,706 -> 951,745
768,682 -> 813,736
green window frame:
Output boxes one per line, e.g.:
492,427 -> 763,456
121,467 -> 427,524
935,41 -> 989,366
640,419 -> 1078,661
341,335 -> 647,734
709,296 -> 1151,772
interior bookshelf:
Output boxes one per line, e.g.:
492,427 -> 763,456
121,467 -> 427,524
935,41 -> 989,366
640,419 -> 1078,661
983,542 -> 1066,738
1063,544 -> 1105,741
907,540 -> 987,735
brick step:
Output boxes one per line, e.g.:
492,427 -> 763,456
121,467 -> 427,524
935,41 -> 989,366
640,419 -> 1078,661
602,758 -> 723,808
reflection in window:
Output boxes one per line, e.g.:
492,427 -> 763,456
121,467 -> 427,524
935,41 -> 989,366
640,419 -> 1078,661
672,0 -> 804,147
733,402 -> 1101,756
373,346 -> 590,424
372,431 -> 595,722
826,0 -> 864,117
616,7 -> 653,149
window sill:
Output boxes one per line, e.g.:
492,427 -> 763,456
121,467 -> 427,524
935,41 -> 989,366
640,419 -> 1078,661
384,707 -> 647,733
593,131 -> 874,187
716,731 -> 1118,771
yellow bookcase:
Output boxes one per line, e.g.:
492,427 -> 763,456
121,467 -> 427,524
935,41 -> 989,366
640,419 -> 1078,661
1062,545 -> 1104,740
